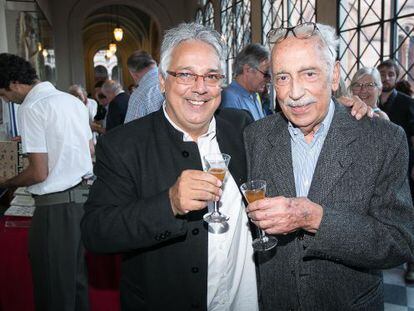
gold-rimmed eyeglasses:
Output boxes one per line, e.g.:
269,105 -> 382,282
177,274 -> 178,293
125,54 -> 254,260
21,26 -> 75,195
267,22 -> 320,44
166,71 -> 225,87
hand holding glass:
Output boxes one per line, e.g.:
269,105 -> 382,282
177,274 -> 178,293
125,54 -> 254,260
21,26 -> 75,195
240,180 -> 278,251
203,153 -> 231,224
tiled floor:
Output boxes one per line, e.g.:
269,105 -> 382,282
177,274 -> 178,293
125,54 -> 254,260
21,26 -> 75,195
384,265 -> 414,310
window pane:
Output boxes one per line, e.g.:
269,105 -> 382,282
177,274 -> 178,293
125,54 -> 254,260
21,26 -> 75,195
261,0 -> 315,44
195,9 -> 203,24
204,2 -> 215,28
338,0 -> 414,83
360,0 -> 381,26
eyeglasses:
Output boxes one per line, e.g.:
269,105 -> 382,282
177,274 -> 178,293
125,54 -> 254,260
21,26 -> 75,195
255,68 -> 271,79
166,71 -> 225,86
351,82 -> 377,91
267,22 -> 334,56
267,22 -> 320,44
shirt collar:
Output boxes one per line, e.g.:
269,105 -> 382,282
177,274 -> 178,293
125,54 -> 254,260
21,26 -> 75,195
22,81 -> 56,106
162,101 -> 216,142
288,99 -> 335,142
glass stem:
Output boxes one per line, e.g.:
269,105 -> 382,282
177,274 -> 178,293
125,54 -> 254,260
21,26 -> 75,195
259,229 -> 266,239
213,201 -> 220,215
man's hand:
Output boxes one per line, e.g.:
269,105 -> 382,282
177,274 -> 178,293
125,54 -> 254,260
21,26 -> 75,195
246,196 -> 323,235
337,95 -> 374,120
169,169 -> 222,216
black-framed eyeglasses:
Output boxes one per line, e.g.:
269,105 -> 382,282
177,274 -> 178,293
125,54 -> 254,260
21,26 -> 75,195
267,22 -> 319,44
351,82 -> 378,91
267,22 -> 334,57
166,71 -> 225,86
255,68 -> 271,79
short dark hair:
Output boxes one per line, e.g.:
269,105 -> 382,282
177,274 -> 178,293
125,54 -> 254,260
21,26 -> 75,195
94,80 -> 106,88
233,43 -> 269,77
0,53 -> 38,89
127,51 -> 155,72
377,59 -> 400,78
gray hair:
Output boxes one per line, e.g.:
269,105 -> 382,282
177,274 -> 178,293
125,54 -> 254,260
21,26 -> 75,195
159,22 -> 226,78
314,23 -> 339,73
102,80 -> 123,95
127,50 -> 155,72
270,23 -> 339,76
68,84 -> 87,97
350,67 -> 383,91
233,43 -> 269,77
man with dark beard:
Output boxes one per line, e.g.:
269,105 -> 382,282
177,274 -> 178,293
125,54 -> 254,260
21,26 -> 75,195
378,59 -> 414,283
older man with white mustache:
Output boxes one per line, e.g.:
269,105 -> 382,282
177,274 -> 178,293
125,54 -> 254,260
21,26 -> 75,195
243,22 -> 414,310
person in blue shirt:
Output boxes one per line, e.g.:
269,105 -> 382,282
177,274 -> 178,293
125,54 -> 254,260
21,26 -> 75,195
220,43 -> 270,120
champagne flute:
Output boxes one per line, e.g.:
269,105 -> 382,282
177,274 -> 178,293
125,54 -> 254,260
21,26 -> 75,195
240,180 -> 278,252
203,153 -> 231,224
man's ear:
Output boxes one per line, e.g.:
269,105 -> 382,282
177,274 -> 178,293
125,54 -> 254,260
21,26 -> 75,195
159,73 -> 166,93
243,64 -> 251,74
8,81 -> 20,92
331,61 -> 340,92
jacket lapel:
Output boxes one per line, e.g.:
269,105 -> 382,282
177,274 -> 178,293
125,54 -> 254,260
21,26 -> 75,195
266,117 -> 297,197
307,102 -> 359,204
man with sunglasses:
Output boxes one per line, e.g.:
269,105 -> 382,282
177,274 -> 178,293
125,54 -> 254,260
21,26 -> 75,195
244,22 -> 414,310
220,43 -> 271,120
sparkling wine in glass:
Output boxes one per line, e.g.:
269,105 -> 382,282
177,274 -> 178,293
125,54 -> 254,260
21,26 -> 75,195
240,180 -> 278,252
203,153 -> 231,225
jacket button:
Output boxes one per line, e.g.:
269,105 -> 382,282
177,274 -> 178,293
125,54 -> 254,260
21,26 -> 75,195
182,151 -> 189,158
191,267 -> 199,273
192,228 -> 199,235
160,233 -> 165,239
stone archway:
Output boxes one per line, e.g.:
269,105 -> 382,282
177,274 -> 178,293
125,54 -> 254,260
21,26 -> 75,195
55,0 -> 172,91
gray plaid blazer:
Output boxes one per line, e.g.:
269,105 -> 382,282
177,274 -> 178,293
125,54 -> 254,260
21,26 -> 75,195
244,100 -> 414,311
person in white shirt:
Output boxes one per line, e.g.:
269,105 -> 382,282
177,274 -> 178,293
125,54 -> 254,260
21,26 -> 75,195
68,84 -> 99,144
81,22 -> 258,311
0,53 -> 93,311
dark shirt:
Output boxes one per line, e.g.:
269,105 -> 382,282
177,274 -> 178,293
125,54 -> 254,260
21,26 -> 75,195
379,89 -> 414,150
106,92 -> 129,131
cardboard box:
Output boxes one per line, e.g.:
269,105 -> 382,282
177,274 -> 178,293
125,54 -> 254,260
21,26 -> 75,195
0,141 -> 28,179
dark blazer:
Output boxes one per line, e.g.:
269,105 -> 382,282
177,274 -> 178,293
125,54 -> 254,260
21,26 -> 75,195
81,108 -> 251,311
244,101 -> 414,311
379,90 -> 414,150
106,92 -> 129,131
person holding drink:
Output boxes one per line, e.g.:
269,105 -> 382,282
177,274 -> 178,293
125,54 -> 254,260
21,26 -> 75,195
81,23 -> 258,311
243,22 -> 414,310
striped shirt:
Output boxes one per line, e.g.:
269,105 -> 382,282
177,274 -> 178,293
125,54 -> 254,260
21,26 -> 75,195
288,100 -> 335,197
124,67 -> 164,123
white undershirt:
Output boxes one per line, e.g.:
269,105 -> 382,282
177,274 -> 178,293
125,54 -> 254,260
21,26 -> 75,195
163,105 -> 258,311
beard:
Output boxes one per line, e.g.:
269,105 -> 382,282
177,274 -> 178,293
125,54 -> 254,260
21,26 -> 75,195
382,83 -> 395,92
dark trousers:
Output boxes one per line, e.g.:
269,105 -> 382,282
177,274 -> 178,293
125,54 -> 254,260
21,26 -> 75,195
28,201 -> 89,311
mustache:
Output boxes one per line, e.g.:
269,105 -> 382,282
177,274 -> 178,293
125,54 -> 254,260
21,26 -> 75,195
281,97 -> 317,107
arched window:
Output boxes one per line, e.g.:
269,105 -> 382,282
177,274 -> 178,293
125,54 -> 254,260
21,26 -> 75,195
204,2 -> 215,29
338,1 -> 414,84
221,0 -> 251,83
261,0 -> 316,45
93,50 -> 118,80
